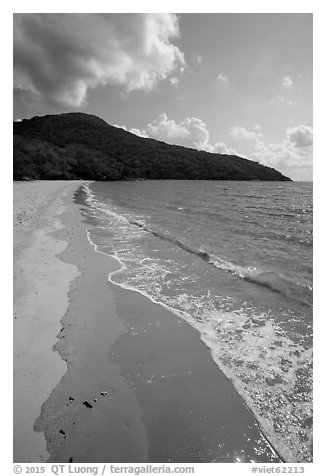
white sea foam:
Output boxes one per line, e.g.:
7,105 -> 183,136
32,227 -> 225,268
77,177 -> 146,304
81,181 -> 313,463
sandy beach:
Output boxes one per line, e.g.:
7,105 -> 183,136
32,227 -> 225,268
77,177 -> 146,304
13,181 -> 282,463
13,181 -> 82,462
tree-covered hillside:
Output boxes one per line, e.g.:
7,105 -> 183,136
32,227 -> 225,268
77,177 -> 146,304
13,113 -> 291,181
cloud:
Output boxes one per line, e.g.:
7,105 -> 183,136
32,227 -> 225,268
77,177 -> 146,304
230,124 -> 313,172
13,13 -> 185,108
116,113 -> 236,155
252,138 -> 312,171
143,114 -> 235,154
116,117 -> 313,176
169,76 -> 180,87
129,128 -> 149,138
231,125 -> 262,141
146,113 -> 191,142
282,76 -> 293,91
217,73 -> 229,85
119,119 -> 313,178
270,76 -> 295,106
211,143 -> 234,154
113,123 -> 149,138
286,125 -> 313,148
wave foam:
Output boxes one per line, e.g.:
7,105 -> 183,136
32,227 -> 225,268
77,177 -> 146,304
81,181 -> 313,463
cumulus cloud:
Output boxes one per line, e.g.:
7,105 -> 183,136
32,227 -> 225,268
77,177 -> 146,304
145,114 -> 236,154
231,126 -> 262,141
252,138 -> 312,172
13,13 -> 185,108
230,124 -> 313,172
117,119 -> 312,177
287,125 -> 313,148
146,113 -> 191,142
211,142 -> 234,154
116,113 -> 236,155
113,123 -> 148,138
129,128 -> 149,138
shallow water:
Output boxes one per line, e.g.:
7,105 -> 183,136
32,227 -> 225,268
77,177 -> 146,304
82,180 -> 313,463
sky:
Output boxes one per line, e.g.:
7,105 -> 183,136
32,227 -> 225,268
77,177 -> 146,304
13,13 -> 313,180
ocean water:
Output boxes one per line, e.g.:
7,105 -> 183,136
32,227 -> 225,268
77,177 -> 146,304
82,180 -> 313,463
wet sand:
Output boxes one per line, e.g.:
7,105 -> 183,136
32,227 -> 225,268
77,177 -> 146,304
14,181 -> 281,463
13,181 -> 82,462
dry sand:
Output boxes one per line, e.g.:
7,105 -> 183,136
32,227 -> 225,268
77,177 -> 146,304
13,181 -> 82,462
14,181 -> 281,463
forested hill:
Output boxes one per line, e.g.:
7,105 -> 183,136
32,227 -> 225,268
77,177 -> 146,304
13,113 -> 291,181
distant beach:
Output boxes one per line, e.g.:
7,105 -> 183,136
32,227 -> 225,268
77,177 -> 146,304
13,181 -> 284,463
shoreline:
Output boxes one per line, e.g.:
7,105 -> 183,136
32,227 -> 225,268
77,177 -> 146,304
13,181 -> 82,462
14,181 -> 281,463
106,260 -> 287,463
84,187 -> 286,463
